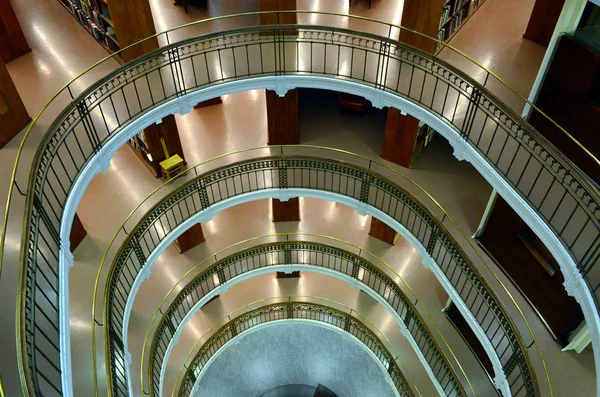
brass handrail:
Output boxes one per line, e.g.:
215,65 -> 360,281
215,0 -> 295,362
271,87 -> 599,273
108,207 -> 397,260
2,11 -> 573,396
169,295 -> 422,397
1,9 -> 596,277
90,145 -> 551,397
139,234 -> 471,397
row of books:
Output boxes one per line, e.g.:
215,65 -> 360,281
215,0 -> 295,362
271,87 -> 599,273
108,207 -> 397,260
437,0 -> 486,46
439,0 -> 471,29
69,1 -> 109,46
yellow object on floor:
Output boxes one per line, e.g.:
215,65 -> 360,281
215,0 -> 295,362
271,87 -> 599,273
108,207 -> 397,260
159,154 -> 184,180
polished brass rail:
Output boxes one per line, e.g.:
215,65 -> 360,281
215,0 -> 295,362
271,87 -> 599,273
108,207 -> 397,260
1,10 -> 574,397
90,145 -> 551,397
138,234 -> 472,397
169,295 -> 421,397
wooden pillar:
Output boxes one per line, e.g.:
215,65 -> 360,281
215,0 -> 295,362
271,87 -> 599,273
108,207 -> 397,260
381,0 -> 443,167
276,271 -> 300,278
258,0 -> 297,25
368,217 -> 398,245
0,0 -> 30,63
173,223 -> 205,254
260,0 -> 300,219
267,90 -> 299,219
194,97 -> 223,109
106,0 -> 185,175
523,0 -> 566,47
0,58 -> 30,148
70,213 -> 87,253
381,108 -> 420,168
272,197 -> 300,222
266,88 -> 299,145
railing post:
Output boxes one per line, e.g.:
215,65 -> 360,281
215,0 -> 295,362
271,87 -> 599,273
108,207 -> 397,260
76,101 -> 101,154
195,179 -> 210,210
229,321 -> 238,338
460,87 -> 483,140
344,313 -> 352,332
426,227 -> 439,256
278,158 -> 288,189
284,244 -> 292,266
217,265 -> 227,286
359,173 -> 372,204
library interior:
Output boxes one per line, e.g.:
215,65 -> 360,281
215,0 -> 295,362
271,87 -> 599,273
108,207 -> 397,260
0,0 -> 599,397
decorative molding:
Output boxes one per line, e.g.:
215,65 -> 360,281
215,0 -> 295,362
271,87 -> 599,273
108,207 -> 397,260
564,268 -> 585,298
60,239 -> 75,268
53,75 -> 600,397
177,99 -> 193,116
493,371 -> 509,394
451,139 -> 468,162
140,264 -> 153,281
125,350 -> 132,366
274,76 -> 290,97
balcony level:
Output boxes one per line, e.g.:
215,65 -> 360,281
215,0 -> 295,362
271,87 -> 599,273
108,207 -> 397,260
0,1 -> 598,397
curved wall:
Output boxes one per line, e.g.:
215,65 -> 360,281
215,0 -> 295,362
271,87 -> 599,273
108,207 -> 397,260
190,321 -> 400,397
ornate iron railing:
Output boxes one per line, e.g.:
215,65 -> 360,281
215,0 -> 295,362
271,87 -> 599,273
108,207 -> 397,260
103,153 -> 537,397
1,11 -> 593,396
176,301 -> 414,397
147,242 -> 451,397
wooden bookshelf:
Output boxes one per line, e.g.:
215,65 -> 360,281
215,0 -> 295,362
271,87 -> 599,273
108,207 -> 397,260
56,0 -> 123,61
410,123 -> 436,166
435,0 -> 487,53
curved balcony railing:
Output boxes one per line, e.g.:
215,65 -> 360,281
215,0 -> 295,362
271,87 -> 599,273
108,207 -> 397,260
175,299 -> 414,397
146,241 -> 455,397
1,10 -> 593,397
98,148 -> 538,397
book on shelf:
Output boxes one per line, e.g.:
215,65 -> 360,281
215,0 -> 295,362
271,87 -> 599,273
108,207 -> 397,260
439,4 -> 452,29
65,0 -> 110,47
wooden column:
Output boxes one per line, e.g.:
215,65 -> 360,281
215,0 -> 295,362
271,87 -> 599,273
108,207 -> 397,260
381,108 -> 420,167
70,213 -> 87,253
276,271 -> 301,278
272,197 -> 300,222
368,217 -> 397,245
259,0 -> 297,25
399,0 -> 445,54
381,0 -> 443,167
173,223 -> 205,254
266,88 -> 299,145
0,58 -> 30,148
260,0 -> 300,220
0,0 -> 30,63
523,0 -> 565,47
106,0 -> 185,174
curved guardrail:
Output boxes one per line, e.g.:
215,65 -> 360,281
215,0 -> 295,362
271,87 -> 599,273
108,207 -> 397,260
176,300 -> 414,397
101,152 -> 537,397
1,10 -> 595,397
147,241 -> 456,397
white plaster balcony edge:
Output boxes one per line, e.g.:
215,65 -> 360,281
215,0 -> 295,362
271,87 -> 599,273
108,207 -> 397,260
55,75 -> 600,397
